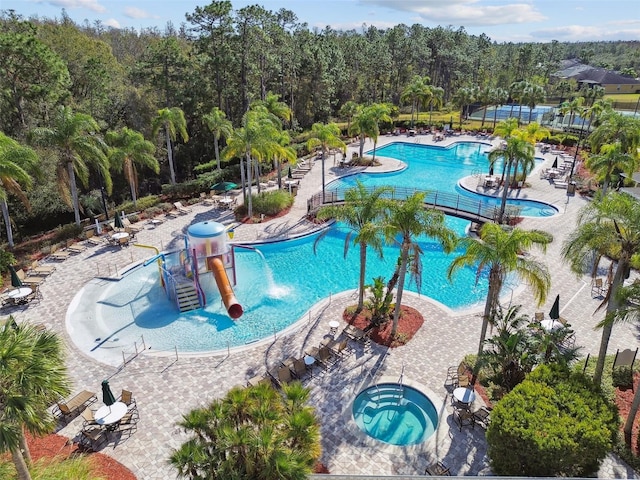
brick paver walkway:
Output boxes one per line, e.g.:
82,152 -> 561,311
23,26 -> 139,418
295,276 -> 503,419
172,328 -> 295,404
6,133 -> 638,479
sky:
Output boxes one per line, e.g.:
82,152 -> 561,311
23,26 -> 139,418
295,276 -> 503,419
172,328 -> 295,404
2,0 -> 640,43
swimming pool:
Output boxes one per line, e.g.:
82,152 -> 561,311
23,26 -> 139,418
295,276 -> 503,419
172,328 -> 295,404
68,140 -> 532,360
332,142 -> 557,217
352,383 -> 438,445
68,215 -> 497,360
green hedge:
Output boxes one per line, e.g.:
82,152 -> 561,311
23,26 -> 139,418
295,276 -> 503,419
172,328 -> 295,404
487,364 -> 618,477
236,190 -> 294,218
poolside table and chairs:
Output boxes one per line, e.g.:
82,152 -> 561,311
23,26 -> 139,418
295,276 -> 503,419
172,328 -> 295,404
95,402 -> 128,431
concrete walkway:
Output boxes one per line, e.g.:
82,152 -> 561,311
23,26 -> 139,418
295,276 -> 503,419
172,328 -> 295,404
6,133 -> 639,479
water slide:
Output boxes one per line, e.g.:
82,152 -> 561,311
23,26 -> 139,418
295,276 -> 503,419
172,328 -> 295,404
209,257 -> 243,319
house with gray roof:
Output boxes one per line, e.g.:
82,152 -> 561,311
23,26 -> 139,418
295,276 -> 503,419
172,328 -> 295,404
554,59 -> 640,94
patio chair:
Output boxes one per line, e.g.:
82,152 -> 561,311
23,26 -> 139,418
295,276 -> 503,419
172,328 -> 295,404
445,362 -> 469,389
291,358 -> 310,381
81,407 -> 98,426
79,425 -> 108,451
48,245 -> 70,261
425,461 -> 450,476
121,217 -> 142,234
453,405 -> 475,431
119,389 -> 136,407
328,338 -> 349,358
534,312 -> 544,322
472,406 -> 492,430
269,365 -> 293,388
591,278 -> 605,297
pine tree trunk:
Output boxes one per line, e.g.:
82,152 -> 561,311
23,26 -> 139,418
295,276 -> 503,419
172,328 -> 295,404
1,199 -> 14,248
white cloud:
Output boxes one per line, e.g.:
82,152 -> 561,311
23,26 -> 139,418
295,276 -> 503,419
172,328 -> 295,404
104,18 -> 120,28
48,0 -> 106,13
531,24 -> 640,42
124,6 -> 159,20
359,0 -> 546,26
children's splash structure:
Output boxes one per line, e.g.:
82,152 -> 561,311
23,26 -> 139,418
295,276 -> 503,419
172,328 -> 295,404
145,221 -> 243,318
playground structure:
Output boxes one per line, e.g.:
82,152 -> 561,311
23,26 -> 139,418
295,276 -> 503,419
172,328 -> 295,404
143,221 -> 243,318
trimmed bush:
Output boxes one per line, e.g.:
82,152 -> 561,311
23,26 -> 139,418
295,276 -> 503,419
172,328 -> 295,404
243,190 -> 294,216
114,195 -> 160,215
487,364 -> 618,477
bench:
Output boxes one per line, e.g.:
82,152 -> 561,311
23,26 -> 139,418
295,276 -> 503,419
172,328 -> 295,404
554,181 -> 568,189
53,390 -> 97,421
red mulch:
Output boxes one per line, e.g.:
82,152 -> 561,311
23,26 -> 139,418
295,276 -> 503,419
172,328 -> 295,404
342,305 -> 424,347
615,372 -> 640,453
13,432 -> 137,480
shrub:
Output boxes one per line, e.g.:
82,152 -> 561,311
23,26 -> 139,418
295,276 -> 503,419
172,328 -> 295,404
144,206 -> 164,218
247,190 -> 294,216
114,195 -> 160,216
487,364 -> 618,477
53,223 -> 83,243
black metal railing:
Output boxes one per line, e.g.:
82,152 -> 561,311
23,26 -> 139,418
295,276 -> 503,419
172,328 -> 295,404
307,187 -> 501,223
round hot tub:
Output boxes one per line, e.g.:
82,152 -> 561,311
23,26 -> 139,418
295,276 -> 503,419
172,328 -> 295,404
352,383 -> 438,446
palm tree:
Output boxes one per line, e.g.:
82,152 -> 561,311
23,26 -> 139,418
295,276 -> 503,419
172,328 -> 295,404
170,381 -> 321,479
589,111 -> 640,158
254,91 -> 292,126
202,107 -> 233,171
349,109 -> 376,160
151,107 -> 189,185
306,123 -> 345,202
400,75 -> 430,128
559,96 -> 585,129
448,223 -> 551,378
270,130 -> 296,190
0,133 -> 38,248
488,135 -> 534,223
29,105 -> 110,226
523,83 -> 545,124
384,192 -> 458,337
223,108 -> 280,218
492,88 -> 510,130
585,142 -> 637,195
362,103 -> 392,163
561,192 -> 640,386
0,322 -> 71,480
477,86 -> 493,128
315,181 -> 393,311
517,122 -> 550,184
453,86 -> 477,128
613,282 -> 640,446
339,101 -> 360,134
426,85 -> 444,127
105,127 -> 158,208
508,80 -> 527,123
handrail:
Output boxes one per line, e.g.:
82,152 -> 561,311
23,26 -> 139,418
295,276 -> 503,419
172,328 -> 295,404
308,186 -> 501,224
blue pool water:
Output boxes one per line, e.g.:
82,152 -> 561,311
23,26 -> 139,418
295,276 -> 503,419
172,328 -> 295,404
352,383 -> 438,445
332,142 -> 557,217
69,140 -> 538,357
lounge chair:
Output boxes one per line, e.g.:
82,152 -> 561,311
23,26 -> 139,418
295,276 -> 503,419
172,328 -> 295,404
29,260 -> 56,276
49,245 -> 70,261
425,461 -> 451,476
66,240 -> 86,254
16,268 -> 45,288
53,390 -> 97,421
121,217 -> 142,234
173,201 -> 192,214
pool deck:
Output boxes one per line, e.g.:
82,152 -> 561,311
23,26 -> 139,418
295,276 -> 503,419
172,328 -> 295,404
6,133 -> 640,479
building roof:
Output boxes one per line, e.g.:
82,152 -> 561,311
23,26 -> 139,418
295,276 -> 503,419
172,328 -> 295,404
554,59 -> 640,86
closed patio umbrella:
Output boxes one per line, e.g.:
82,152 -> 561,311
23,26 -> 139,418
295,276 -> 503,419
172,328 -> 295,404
8,265 -> 22,288
287,166 -> 293,179
102,380 -> 116,411
549,294 -> 560,320
552,157 -> 558,169
488,165 -> 494,176
113,212 -> 124,230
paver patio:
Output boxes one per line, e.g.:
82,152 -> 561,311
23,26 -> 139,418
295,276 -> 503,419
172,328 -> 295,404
6,133 -> 639,479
